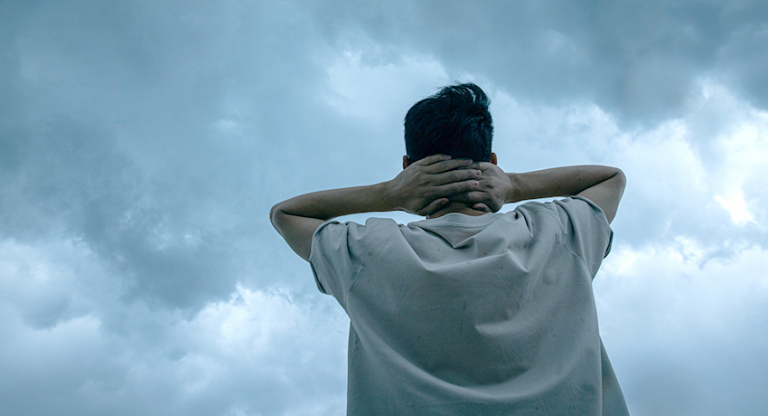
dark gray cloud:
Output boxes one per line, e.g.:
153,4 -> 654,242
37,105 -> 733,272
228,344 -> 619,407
0,0 -> 343,312
4,0 -> 766,311
1,0 -> 767,415
311,0 -> 768,125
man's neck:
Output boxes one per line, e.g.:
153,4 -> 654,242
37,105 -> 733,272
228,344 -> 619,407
427,201 -> 488,219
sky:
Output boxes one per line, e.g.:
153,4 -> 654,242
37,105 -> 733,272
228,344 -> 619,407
1,0 -> 767,415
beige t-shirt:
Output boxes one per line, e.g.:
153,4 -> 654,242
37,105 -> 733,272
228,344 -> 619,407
310,196 -> 629,416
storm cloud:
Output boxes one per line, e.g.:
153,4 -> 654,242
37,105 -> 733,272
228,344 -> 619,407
1,1 -> 767,415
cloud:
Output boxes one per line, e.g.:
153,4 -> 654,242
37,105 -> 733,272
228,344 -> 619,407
595,241 -> 768,416
311,0 -> 768,125
487,78 -> 768,252
325,50 -> 449,124
1,0 -> 768,415
0,237 -> 348,416
4,0 -> 764,311
1,0 -> 342,310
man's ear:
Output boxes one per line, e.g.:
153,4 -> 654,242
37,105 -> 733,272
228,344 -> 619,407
403,155 -> 412,169
490,152 -> 498,165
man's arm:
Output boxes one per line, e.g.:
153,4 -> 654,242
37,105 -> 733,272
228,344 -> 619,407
459,164 -> 627,223
270,155 -> 481,261
572,169 -> 626,224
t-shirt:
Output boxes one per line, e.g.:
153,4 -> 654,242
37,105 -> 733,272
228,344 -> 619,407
310,196 -> 629,416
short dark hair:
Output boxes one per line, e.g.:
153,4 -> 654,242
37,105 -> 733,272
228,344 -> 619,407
404,83 -> 493,162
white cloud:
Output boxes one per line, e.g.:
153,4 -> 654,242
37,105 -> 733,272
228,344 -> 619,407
2,0 -> 768,415
325,50 -> 449,124
0,237 -> 349,415
595,242 -> 768,416
715,190 -> 755,225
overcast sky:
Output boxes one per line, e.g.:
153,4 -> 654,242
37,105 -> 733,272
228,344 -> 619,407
1,1 -> 767,415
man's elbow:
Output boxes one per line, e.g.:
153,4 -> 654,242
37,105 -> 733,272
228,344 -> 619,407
602,169 -> 626,224
270,203 -> 286,235
613,169 -> 627,197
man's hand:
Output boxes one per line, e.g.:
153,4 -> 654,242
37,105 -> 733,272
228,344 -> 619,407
385,154 -> 482,216
272,157 -> 626,262
450,162 -> 514,213
453,163 -> 626,222
271,154 -> 482,260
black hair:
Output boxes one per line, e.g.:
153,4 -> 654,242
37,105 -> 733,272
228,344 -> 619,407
404,83 -> 493,162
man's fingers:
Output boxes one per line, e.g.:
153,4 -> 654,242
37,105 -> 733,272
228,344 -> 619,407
422,158 -> 473,174
450,190 -> 487,203
414,154 -> 452,166
473,203 -> 492,212
434,179 -> 480,196
416,198 -> 449,216
430,168 -> 481,185
467,161 -> 494,170
451,190 -> 502,212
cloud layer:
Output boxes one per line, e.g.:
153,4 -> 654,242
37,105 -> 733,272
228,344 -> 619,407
1,1 -> 767,415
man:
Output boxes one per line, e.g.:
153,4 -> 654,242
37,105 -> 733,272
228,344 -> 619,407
270,83 -> 629,415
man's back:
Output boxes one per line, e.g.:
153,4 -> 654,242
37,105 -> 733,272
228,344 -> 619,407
310,197 -> 628,415
271,83 -> 628,414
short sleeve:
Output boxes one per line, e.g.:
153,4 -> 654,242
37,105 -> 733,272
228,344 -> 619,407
552,196 -> 614,276
309,220 -> 363,308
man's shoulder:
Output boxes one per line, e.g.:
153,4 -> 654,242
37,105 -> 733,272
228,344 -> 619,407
515,196 -> 605,219
312,217 -> 403,245
408,212 -> 504,229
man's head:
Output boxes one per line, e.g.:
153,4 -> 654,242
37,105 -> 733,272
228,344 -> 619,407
404,83 -> 493,164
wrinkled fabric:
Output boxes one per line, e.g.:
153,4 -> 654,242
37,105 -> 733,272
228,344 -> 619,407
310,196 -> 629,416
